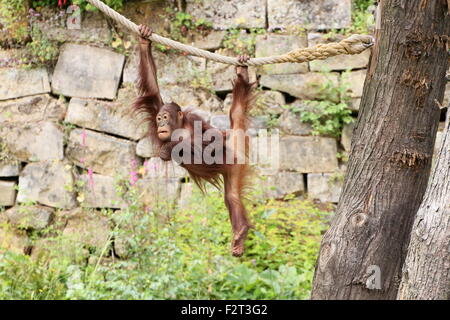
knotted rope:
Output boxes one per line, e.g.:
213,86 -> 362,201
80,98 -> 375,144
86,0 -> 374,66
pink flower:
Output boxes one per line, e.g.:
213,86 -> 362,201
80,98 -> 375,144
88,168 -> 95,189
129,171 -> 139,186
142,160 -> 149,175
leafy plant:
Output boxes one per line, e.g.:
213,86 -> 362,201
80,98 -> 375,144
265,114 -> 280,131
349,0 -> 376,34
294,73 -> 355,138
336,151 -> 349,163
0,0 -> 30,45
324,0 -> 375,36
31,0 -> 61,7
0,181 -> 333,299
173,11 -> 212,34
156,8 -> 213,51
109,32 -> 133,55
354,0 -> 375,11
298,101 -> 353,138
223,28 -> 265,55
19,24 -> 60,68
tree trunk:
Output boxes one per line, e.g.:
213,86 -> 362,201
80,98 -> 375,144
397,111 -> 450,300
311,0 -> 449,300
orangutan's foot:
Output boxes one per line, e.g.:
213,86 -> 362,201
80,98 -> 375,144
231,225 -> 249,257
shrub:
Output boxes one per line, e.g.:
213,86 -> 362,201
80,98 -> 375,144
298,101 -> 354,138
0,0 -> 30,45
295,75 -> 355,138
155,8 -> 213,52
350,0 -> 376,34
18,24 -> 60,68
0,184 -> 332,300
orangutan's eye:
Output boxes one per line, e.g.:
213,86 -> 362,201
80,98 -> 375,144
163,114 -> 168,120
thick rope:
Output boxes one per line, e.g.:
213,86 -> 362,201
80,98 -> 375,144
86,0 -> 374,66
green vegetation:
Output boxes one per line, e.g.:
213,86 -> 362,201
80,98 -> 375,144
30,0 -> 59,7
264,114 -> 280,131
336,151 -> 349,164
0,0 -> 29,45
0,0 -> 62,67
349,0 -> 376,34
353,0 -> 375,11
19,25 -> 61,68
294,75 -> 354,138
190,69 -> 214,93
3,0 -> 130,67
298,101 -> 353,138
0,181 -> 332,299
324,0 -> 375,37
173,11 -> 213,33
222,28 -> 265,55
31,0 -> 127,11
0,139 -> 18,165
109,32 -> 133,56
155,9 -> 213,53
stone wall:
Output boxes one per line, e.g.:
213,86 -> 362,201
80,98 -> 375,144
0,0 -> 448,255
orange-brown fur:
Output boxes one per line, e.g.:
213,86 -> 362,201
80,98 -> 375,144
133,25 -> 255,256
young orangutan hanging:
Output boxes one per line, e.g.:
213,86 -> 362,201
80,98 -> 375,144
133,25 -> 256,257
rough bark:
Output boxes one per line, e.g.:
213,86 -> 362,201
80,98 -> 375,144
397,111 -> 450,300
311,0 -> 449,300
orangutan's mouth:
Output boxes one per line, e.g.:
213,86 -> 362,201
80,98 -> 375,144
158,130 -> 170,139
